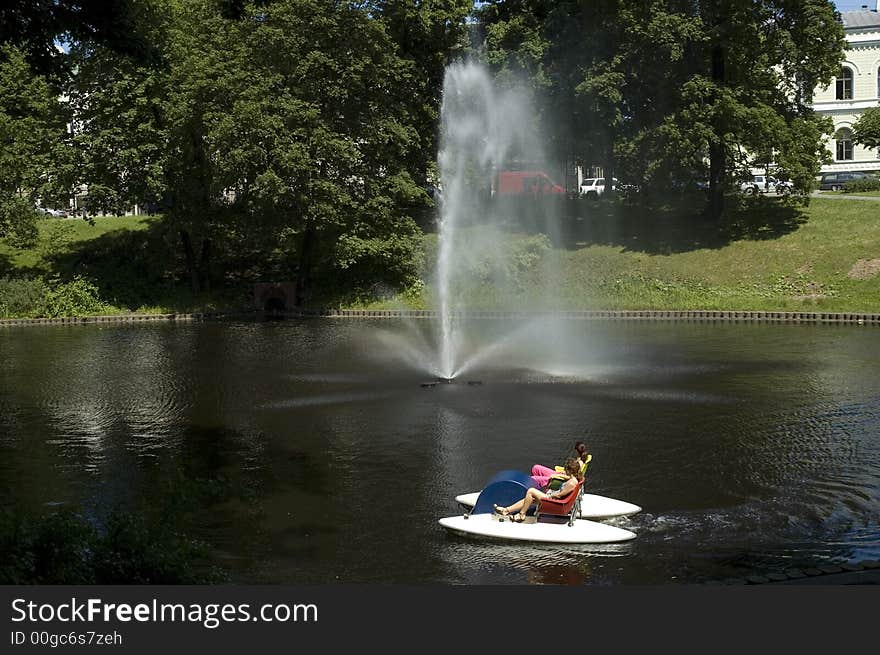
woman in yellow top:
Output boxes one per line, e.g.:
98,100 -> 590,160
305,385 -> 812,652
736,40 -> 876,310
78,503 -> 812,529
495,458 -> 584,523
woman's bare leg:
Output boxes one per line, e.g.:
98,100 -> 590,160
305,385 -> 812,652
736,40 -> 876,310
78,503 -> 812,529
507,488 -> 550,519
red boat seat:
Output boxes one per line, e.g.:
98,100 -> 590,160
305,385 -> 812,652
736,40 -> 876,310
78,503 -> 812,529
535,477 -> 586,526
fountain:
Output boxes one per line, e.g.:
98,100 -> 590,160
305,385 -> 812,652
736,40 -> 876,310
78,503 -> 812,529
369,60 -> 579,384
433,61 -> 563,381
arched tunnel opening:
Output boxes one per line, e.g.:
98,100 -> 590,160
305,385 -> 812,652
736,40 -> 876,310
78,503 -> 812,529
264,296 -> 287,312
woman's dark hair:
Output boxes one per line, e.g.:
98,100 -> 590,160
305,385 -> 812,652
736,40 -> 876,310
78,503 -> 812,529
574,441 -> 588,458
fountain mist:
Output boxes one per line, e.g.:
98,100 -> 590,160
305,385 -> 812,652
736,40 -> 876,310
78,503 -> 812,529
367,61 -> 577,382
434,61 -> 560,379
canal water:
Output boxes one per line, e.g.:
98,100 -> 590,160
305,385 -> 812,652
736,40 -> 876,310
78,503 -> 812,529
1,319 -> 878,584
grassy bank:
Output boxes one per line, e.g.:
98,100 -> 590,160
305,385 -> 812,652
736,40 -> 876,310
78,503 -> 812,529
368,196 -> 880,313
2,197 -> 879,318
837,190 -> 880,197
0,215 -> 248,318
551,197 -> 880,312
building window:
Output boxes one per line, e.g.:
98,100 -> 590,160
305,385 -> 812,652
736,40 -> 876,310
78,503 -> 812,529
836,67 -> 853,100
835,128 -> 854,161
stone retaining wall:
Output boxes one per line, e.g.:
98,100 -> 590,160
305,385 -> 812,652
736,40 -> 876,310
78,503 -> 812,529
2,308 -> 880,328
317,309 -> 880,324
0,311 -> 245,327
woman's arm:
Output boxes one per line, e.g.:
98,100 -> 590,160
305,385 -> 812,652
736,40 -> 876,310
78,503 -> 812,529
552,478 -> 577,498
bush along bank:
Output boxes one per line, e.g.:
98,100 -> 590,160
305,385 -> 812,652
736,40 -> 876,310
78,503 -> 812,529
0,507 -> 226,584
0,275 -> 112,319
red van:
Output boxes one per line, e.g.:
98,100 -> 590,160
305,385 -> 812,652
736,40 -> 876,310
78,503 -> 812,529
493,170 -> 565,196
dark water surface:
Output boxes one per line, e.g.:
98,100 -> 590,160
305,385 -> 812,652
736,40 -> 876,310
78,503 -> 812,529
1,319 -> 878,584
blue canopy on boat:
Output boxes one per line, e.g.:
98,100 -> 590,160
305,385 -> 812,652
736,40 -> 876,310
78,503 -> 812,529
471,469 -> 538,515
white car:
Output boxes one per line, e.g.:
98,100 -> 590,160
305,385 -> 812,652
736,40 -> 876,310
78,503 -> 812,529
36,207 -> 68,217
579,177 -> 618,199
740,175 -> 793,195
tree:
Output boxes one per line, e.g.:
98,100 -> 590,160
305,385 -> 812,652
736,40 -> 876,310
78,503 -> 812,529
0,0 -> 155,81
65,0 -> 444,300
0,45 -> 72,245
372,0 -> 474,188
478,1 -> 846,219
667,0 -> 844,217
477,1 -> 703,196
214,0 -> 430,304
66,44 -> 167,216
852,107 -> 880,151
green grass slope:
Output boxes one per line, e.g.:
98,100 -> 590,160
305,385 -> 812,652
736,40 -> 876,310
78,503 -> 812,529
2,197 -> 879,317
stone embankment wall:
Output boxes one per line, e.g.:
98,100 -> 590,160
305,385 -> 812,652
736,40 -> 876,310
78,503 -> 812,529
0,312 -> 240,327
317,309 -> 880,324
3,309 -> 880,327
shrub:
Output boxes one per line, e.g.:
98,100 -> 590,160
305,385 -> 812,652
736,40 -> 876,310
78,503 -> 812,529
0,197 -> 39,248
0,508 -> 226,584
0,276 -> 49,318
43,275 -> 110,317
842,177 -> 880,193
0,275 -> 114,318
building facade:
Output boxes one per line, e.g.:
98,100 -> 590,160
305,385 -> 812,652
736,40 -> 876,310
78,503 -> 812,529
814,5 -> 880,174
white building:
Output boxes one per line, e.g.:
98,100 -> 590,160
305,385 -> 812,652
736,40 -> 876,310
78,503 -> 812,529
814,4 -> 880,174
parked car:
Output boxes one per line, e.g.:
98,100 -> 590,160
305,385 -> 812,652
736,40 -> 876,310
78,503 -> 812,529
670,179 -> 709,193
740,175 -> 793,195
818,171 -> 875,191
617,182 -> 640,197
35,206 -> 68,217
579,177 -> 618,199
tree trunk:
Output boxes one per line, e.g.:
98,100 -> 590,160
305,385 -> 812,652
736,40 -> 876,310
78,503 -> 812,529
179,228 -> 200,294
294,221 -> 316,307
179,230 -> 213,294
199,238 -> 212,293
707,43 -> 726,221
603,142 -> 615,197
708,140 -> 725,220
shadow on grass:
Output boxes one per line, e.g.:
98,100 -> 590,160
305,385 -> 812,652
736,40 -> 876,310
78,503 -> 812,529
552,194 -> 809,254
38,218 -> 185,309
16,217 -> 254,312
4,215 -> 413,313
0,251 -> 15,277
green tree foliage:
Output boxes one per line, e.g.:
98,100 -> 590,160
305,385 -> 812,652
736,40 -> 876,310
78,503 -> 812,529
0,0 -> 154,80
683,0 -> 844,216
6,0 -> 849,310
478,1 -> 845,218
156,0 -> 431,300
371,1 -> 474,187
66,45 -> 167,216
852,106 -> 880,151
64,0 -> 464,301
0,45 -> 72,245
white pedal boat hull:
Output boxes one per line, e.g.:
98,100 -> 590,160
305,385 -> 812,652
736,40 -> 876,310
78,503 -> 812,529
455,492 -> 641,519
438,513 -> 636,544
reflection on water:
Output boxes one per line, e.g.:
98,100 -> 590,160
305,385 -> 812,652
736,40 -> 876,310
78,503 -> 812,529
1,319 -> 878,584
